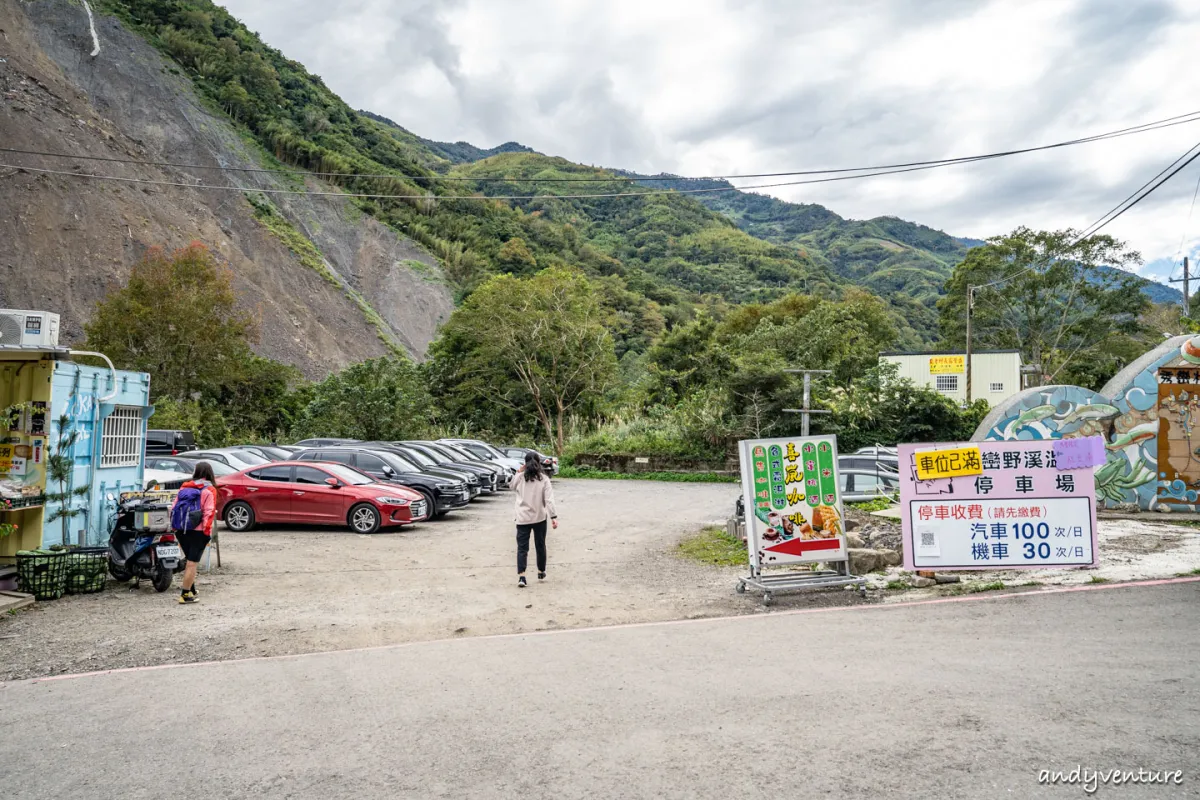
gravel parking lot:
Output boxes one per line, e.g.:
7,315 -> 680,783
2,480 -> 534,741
1,479 -> 767,681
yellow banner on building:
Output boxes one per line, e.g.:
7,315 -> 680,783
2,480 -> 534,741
914,445 -> 983,480
929,355 -> 965,374
0,444 -> 12,474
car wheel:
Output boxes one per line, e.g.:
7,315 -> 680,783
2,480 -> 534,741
349,503 -> 382,534
224,501 -> 256,532
418,490 -> 437,519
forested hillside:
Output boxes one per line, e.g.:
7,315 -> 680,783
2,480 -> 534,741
81,0 -> 942,347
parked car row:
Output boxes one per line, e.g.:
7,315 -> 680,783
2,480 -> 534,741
141,431 -> 558,535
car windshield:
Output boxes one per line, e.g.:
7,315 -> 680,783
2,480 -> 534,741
475,443 -> 506,459
444,443 -> 481,461
399,446 -> 438,467
375,452 -> 417,474
426,443 -> 466,461
320,464 -> 374,485
385,452 -> 425,472
221,450 -> 268,466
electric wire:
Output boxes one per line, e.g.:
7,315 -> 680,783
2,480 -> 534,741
1,108 -> 1198,184
970,139 -> 1200,294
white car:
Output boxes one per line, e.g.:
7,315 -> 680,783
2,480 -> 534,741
439,439 -> 524,473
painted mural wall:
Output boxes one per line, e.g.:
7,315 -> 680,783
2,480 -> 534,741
972,335 -> 1196,511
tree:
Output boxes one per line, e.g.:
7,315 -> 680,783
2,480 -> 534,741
497,237 -> 537,274
939,228 -> 1148,384
83,243 -> 258,402
292,357 -> 432,441
430,269 -> 618,456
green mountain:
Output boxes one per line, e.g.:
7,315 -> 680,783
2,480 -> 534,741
631,175 -> 1181,316
76,0 -> 1175,366
358,111 -> 536,164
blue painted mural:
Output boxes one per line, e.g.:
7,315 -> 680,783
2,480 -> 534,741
972,335 -> 1193,511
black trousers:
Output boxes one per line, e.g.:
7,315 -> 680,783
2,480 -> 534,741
516,520 -> 548,574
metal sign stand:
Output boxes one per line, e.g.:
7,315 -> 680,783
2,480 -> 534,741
736,559 -> 866,605
735,434 -> 866,605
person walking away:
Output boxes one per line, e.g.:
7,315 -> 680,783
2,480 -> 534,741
512,451 -> 558,588
170,461 -> 218,604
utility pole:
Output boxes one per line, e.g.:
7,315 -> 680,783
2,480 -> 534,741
1170,256 -> 1191,317
965,285 -> 974,404
782,369 -> 832,436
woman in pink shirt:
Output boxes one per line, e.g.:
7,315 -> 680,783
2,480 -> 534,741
510,452 -> 558,588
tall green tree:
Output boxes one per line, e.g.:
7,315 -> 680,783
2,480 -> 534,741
292,357 -> 432,442
83,242 -> 303,445
429,268 -> 618,456
83,243 -> 258,401
939,228 -> 1148,385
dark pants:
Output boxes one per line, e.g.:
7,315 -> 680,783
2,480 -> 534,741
516,520 -> 548,574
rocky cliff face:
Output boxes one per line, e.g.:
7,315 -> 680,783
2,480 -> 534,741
0,0 -> 453,377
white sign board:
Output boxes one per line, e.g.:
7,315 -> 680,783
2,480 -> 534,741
899,441 -> 1098,570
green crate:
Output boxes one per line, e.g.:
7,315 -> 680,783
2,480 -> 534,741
16,549 -> 68,601
65,547 -> 108,594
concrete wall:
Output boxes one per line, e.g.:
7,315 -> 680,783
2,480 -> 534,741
571,453 -> 739,476
44,361 -> 151,547
882,351 -> 1022,405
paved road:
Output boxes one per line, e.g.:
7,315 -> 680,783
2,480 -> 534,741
4,581 -> 1199,799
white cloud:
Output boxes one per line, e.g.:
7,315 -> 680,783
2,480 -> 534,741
221,0 -> 1200,271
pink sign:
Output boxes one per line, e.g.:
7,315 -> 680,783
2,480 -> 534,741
1053,436 -> 1107,470
898,441 -> 1099,571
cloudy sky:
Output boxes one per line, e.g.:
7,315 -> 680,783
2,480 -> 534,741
221,0 -> 1200,283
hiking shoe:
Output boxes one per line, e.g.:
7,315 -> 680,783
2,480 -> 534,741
178,592 -> 197,604
518,576 -> 527,588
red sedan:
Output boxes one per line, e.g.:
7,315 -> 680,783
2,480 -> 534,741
217,462 -> 428,534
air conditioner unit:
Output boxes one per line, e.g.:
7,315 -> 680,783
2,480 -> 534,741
0,310 -> 60,349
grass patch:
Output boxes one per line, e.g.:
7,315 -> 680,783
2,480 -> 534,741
400,258 -> 446,285
678,526 -> 746,566
847,496 -> 896,512
965,580 -> 1006,593
247,195 -> 403,355
885,579 -> 909,590
1088,575 -> 1110,584
557,466 -> 738,483
1177,567 -> 1200,576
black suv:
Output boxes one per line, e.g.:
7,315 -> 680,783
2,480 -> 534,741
289,447 -> 471,517
145,429 -> 197,456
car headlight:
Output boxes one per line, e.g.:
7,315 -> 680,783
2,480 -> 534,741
375,496 -> 410,505
467,476 -> 480,484
436,483 -> 460,491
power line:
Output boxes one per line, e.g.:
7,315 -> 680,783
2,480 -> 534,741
2,109 -> 1199,184
969,138 -> 1200,293
0,155 -> 1097,201
1169,162 -> 1200,281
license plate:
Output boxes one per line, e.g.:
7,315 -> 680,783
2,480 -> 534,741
156,545 -> 183,559
411,501 -> 427,519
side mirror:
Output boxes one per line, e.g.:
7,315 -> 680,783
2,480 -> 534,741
382,466 -> 395,477
325,477 -> 341,487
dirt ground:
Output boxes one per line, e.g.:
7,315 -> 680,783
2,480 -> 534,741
1,480 -> 753,681
4,480 -> 1199,682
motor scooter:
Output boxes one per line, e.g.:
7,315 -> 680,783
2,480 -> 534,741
107,496 -> 182,592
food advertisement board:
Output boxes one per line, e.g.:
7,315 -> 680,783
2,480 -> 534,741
738,435 -> 847,570
899,440 -> 1099,570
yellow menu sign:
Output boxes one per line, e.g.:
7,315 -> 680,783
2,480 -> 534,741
0,444 -> 12,473
914,445 -> 983,480
929,355 -> 964,374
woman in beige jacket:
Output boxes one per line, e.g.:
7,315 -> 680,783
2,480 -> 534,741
510,452 -> 558,588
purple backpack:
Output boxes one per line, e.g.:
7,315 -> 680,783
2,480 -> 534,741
171,487 -> 204,532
